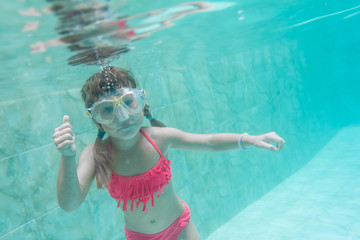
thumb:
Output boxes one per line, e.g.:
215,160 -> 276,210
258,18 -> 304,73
63,115 -> 70,124
259,141 -> 278,152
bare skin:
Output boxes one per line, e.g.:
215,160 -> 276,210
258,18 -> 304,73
53,114 -> 285,239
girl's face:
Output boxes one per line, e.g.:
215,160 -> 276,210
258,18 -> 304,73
90,87 -> 146,140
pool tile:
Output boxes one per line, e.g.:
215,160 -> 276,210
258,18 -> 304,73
0,155 -> 35,236
37,200 -> 97,239
18,145 -> 59,217
0,220 -> 39,240
87,189 -> 125,239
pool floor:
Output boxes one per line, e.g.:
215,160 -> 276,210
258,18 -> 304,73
207,126 -> 360,240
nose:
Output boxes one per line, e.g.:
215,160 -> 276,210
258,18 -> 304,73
115,105 -> 129,121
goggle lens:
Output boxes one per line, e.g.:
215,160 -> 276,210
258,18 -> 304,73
122,92 -> 139,111
93,100 -> 115,123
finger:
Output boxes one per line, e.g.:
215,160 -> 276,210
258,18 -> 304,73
277,139 -> 286,151
267,133 -> 285,151
258,141 -> 278,152
57,139 -> 74,149
265,133 -> 285,151
53,127 -> 73,139
53,126 -> 73,137
54,122 -> 72,133
265,132 -> 280,141
54,133 -> 73,145
63,115 -> 70,124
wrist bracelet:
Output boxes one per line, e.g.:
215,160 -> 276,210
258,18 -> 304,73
238,133 -> 248,150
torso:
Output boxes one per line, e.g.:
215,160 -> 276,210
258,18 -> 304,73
105,127 -> 185,234
122,181 -> 185,234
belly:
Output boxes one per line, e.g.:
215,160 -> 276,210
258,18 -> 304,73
122,181 -> 185,234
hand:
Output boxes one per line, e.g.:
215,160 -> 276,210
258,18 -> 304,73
245,132 -> 285,152
53,115 -> 76,156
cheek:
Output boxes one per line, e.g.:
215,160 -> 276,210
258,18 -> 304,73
135,111 -> 144,120
101,125 -> 114,134
135,115 -> 144,126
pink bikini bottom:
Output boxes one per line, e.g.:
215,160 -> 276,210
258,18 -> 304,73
125,201 -> 190,240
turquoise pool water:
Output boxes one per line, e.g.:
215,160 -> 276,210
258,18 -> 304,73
0,0 -> 359,239
208,126 -> 360,239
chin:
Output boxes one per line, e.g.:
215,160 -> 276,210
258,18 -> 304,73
116,126 -> 139,139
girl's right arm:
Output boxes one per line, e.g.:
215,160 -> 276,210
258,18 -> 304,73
53,116 -> 96,212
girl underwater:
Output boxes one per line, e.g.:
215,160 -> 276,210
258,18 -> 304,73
53,66 -> 285,240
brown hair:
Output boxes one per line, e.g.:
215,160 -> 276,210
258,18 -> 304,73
80,66 -> 165,188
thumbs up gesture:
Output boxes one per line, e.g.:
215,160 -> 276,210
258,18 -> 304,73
53,115 -> 76,156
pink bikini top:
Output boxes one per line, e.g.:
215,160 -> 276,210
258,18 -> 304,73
107,129 -> 172,212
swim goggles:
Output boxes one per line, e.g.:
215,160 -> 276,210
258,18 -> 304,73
87,88 -> 146,124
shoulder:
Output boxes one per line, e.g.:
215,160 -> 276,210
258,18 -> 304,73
140,126 -> 188,149
141,126 -> 183,141
141,127 -> 213,151
81,142 -> 95,157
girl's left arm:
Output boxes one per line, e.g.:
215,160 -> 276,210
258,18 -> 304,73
159,127 -> 285,152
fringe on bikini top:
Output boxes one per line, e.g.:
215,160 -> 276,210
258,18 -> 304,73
106,129 -> 172,213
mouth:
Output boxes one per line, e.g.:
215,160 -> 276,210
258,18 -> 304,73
118,123 -> 135,130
